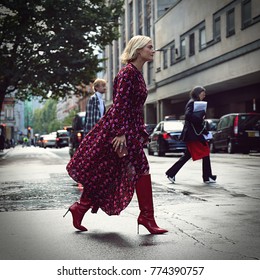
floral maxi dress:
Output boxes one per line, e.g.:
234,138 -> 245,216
66,63 -> 149,216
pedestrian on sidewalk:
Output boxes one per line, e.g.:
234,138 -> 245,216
84,78 -> 107,135
65,35 -> 167,234
165,86 -> 217,184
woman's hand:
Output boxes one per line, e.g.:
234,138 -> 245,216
112,135 -> 127,152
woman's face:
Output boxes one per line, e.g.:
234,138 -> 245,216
199,90 -> 206,100
138,41 -> 155,62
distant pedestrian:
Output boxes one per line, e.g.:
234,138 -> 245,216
165,86 -> 217,184
65,35 -> 167,234
84,78 -> 107,135
0,133 -> 4,151
22,137 -> 28,147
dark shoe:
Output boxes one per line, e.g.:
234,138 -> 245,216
167,175 -> 175,184
204,175 -> 217,184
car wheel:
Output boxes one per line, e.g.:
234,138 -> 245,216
156,142 -> 165,157
227,141 -> 234,154
157,145 -> 165,156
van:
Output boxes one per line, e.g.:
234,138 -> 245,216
69,112 -> 86,158
211,113 -> 260,154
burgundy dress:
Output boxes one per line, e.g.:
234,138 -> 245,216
66,63 -> 149,216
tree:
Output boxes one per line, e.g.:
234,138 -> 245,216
0,0 -> 123,111
62,108 -> 79,128
32,99 -> 61,134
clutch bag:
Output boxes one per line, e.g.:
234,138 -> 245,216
116,145 -> 128,158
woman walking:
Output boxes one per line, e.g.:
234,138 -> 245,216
166,86 -> 217,184
65,35 -> 167,234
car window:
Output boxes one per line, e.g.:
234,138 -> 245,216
81,116 -> 85,127
57,131 -> 69,137
73,116 -> 85,130
154,123 -> 162,132
218,117 -> 229,129
163,121 -> 184,132
239,115 -> 260,130
227,115 -> 235,127
210,122 -> 218,131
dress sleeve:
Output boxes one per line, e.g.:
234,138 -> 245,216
110,68 -> 134,136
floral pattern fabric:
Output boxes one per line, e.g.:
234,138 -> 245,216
66,63 -> 149,215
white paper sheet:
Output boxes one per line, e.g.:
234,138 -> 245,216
194,101 -> 207,112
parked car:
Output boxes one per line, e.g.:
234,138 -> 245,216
56,129 -> 69,148
145,124 -> 157,135
42,134 -> 57,149
204,118 -> 219,144
205,118 -> 219,133
210,112 -> 260,154
37,134 -> 48,147
69,112 -> 86,158
147,120 -> 186,156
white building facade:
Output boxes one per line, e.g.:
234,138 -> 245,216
103,0 -> 260,123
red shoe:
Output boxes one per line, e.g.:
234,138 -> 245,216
63,202 -> 91,231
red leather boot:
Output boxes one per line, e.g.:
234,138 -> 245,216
136,174 -> 168,234
63,198 -> 91,231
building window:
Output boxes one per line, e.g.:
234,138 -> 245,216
213,16 -> 221,41
129,2 -> 133,38
146,0 -> 152,36
189,33 -> 195,56
241,0 -> 251,28
163,49 -> 168,69
226,8 -> 235,37
120,14 -> 126,49
180,38 -> 186,58
138,0 -> 143,35
170,44 -> 175,65
5,106 -> 14,120
199,27 -> 206,49
147,61 -> 153,85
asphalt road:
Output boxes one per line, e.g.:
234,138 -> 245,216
0,145 -> 260,261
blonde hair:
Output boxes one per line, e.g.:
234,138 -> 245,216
120,35 -> 152,64
93,78 -> 106,91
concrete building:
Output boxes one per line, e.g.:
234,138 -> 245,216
103,0 -> 260,123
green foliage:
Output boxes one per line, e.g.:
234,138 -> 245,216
62,108 -> 79,128
0,0 -> 124,110
32,99 -> 61,134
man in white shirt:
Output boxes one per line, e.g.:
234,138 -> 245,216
84,78 -> 107,134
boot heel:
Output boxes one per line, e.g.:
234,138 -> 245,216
63,208 -> 70,217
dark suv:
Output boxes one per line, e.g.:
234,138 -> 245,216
56,129 -> 69,148
211,113 -> 260,154
68,112 -> 86,158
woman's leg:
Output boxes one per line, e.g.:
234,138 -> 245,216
135,174 -> 168,234
202,156 -> 216,182
64,188 -> 92,231
166,148 -> 191,178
